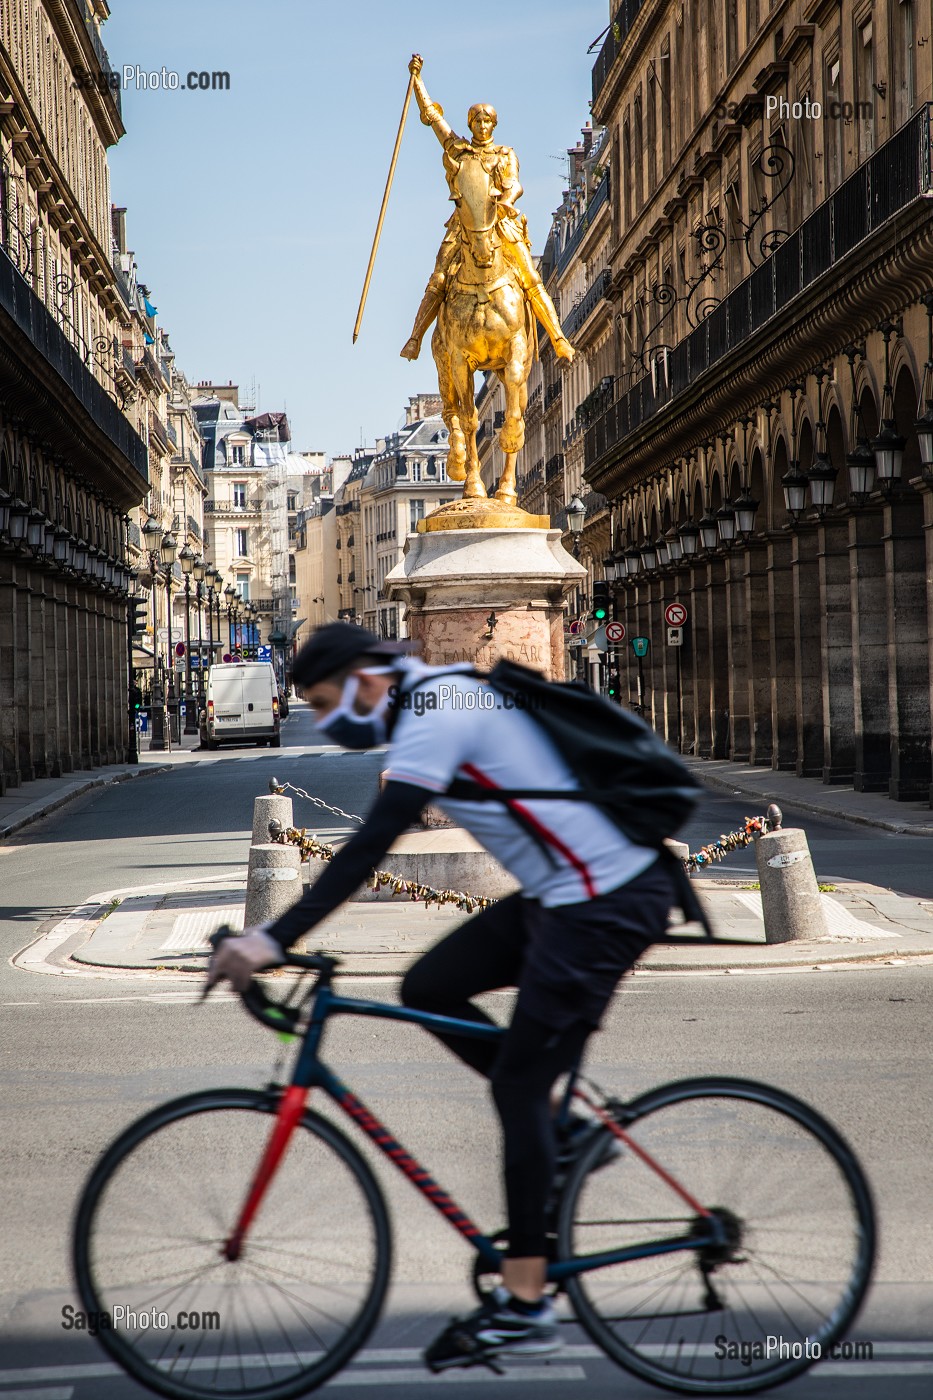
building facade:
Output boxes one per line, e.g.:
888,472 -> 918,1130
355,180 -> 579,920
0,2 -> 149,788
359,394 -> 457,638
526,0 -> 933,805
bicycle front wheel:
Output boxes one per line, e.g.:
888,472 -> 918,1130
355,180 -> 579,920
73,1089 -> 391,1400
557,1077 -> 875,1395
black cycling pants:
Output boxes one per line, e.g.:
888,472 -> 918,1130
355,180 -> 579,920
400,860 -> 674,1258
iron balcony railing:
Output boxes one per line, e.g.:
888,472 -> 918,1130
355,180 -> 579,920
83,17 -> 122,119
592,0 -> 646,109
555,172 -> 611,277
186,515 -> 202,542
563,268 -> 612,340
0,247 -> 147,479
545,453 -> 565,481
166,419 -> 178,448
585,104 -> 933,476
544,379 -> 563,409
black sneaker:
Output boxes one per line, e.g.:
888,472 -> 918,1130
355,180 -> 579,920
423,1288 -> 562,1372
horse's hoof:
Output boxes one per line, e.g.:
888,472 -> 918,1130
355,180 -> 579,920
498,426 -> 524,454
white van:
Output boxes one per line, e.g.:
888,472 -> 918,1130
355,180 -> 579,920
203,662 -> 281,749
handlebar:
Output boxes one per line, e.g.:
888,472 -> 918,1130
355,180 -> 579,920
207,926 -> 341,1034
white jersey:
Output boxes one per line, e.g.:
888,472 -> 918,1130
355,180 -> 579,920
382,662 -> 657,907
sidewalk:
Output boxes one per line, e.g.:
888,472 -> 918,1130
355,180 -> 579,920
682,755 -> 933,837
47,869 -> 933,979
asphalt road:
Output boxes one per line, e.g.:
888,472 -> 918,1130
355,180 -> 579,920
0,709 -> 931,1398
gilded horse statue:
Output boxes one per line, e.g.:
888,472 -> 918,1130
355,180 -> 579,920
401,57 -> 573,519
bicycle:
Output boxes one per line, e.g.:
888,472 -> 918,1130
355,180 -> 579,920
73,938 -> 876,1399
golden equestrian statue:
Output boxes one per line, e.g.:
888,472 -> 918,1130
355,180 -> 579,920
400,55 -> 573,529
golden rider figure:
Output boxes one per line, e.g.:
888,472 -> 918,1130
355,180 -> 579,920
400,56 -> 573,365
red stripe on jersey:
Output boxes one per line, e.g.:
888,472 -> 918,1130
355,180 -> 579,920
460,762 -> 597,899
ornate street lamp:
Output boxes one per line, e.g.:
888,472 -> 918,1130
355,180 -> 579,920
678,519 -> 700,557
624,545 -> 642,576
178,544 -> 198,734
654,533 -> 670,566
141,513 -> 166,752
665,525 -> 683,562
161,530 -> 178,707
843,344 -> 876,507
781,382 -> 808,522
192,554 -> 207,705
602,549 -> 619,583
871,321 -> 906,488
715,502 -> 737,547
566,494 -> 586,557
640,539 -> 658,571
698,511 -> 719,550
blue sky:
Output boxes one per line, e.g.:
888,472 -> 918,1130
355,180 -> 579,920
103,0 -> 609,454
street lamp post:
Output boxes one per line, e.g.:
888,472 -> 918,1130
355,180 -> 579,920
161,532 -> 178,724
179,544 -> 197,734
193,554 -> 207,705
566,495 -> 586,558
141,513 -> 166,752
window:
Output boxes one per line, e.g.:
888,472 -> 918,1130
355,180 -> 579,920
725,0 -> 738,71
659,41 -> 671,175
825,56 -> 842,190
646,70 -> 656,195
236,573 -> 250,601
893,0 -> 915,129
233,481 -> 246,509
289,555 -> 296,585
287,491 -> 298,511
235,527 -> 248,558
856,18 -> 875,160
410,499 -> 425,532
230,443 -> 245,465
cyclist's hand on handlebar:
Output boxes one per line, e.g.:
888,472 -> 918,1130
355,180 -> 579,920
204,926 -> 286,994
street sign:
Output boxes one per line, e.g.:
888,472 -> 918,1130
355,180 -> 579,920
632,636 -> 649,658
667,626 -> 684,647
664,601 -> 688,627
605,621 -> 626,643
591,625 -> 608,651
175,641 -> 186,657
257,645 -> 271,662
568,637 -> 585,648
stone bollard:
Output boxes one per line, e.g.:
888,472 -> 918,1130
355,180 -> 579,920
664,838 -> 690,866
244,843 -> 303,935
754,808 -> 827,943
252,793 -> 293,847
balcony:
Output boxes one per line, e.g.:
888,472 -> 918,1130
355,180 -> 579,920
563,269 -> 612,341
555,172 -> 611,277
545,453 -> 565,482
135,346 -> 164,391
592,1 -> 645,112
166,419 -> 178,449
204,499 -> 261,515
544,380 -> 563,410
149,411 -> 170,452
186,515 -> 202,542
0,247 -> 147,481
83,16 -> 123,119
585,104 -> 933,479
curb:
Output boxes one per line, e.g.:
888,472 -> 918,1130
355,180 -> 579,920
693,768 -> 933,838
0,763 -> 172,841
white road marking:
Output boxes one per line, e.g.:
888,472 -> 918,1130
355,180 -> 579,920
0,1390 -> 74,1399
328,1365 -> 586,1386
730,889 -> 896,940
159,908 -> 244,952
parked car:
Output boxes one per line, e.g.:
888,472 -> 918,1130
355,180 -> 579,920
201,662 -> 281,749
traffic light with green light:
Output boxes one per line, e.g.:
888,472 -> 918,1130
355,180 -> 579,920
592,581 -> 611,622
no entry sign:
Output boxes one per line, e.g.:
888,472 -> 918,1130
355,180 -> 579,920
664,601 -> 688,627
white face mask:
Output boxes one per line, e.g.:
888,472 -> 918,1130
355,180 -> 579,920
314,667 -> 396,749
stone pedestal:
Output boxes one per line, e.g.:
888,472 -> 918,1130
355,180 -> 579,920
385,527 -> 585,680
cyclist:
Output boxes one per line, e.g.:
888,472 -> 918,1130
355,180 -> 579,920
206,621 -> 679,1370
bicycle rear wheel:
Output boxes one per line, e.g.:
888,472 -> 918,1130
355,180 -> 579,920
73,1089 -> 391,1400
557,1077 -> 875,1394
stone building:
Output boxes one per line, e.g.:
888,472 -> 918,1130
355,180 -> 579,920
551,0 -> 933,804
293,454 -> 354,635
0,2 -> 148,788
358,394 -> 457,638
194,384 -> 296,661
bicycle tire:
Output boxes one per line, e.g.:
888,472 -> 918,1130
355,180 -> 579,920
556,1077 -> 875,1395
73,1088 -> 392,1400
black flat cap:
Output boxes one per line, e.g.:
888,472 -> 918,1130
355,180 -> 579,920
292,622 -> 414,689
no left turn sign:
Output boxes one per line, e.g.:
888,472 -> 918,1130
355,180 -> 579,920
664,601 -> 688,627
605,621 -> 626,643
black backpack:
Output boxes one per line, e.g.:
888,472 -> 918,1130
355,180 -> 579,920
443,659 -> 701,850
